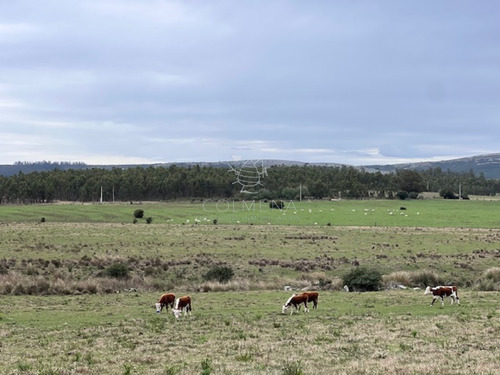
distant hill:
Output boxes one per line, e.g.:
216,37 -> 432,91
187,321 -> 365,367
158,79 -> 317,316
362,153 -> 500,179
1,153 -> 499,179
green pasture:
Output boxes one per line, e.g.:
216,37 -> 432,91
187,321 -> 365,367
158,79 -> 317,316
1,198 -> 500,228
1,199 -> 499,374
1,290 -> 499,374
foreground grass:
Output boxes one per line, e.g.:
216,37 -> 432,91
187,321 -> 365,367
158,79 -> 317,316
1,290 -> 499,374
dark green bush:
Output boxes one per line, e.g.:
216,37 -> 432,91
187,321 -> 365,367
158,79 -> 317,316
203,266 -> 234,283
343,266 -> 382,292
440,189 -> 458,199
146,217 -> 153,224
269,200 -> 285,209
105,263 -> 130,279
133,209 -> 144,219
396,191 -> 408,200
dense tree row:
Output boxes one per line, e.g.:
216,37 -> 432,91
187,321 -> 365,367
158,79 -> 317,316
0,164 -> 498,204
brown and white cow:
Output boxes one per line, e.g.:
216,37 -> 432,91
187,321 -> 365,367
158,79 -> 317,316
282,293 -> 309,315
155,293 -> 175,313
304,291 -> 319,309
295,291 -> 319,312
424,286 -> 460,306
172,296 -> 192,318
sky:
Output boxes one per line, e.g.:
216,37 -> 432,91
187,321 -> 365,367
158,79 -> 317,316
1,1 -> 499,166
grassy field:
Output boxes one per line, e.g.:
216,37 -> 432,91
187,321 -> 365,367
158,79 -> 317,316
1,290 -> 499,374
1,198 -> 500,228
1,199 -> 499,374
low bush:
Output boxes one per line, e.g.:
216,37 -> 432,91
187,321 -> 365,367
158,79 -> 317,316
203,266 -> 235,283
133,209 -> 144,219
343,266 -> 382,292
105,263 -> 130,279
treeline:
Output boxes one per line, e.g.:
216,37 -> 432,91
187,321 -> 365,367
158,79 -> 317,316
0,165 -> 498,204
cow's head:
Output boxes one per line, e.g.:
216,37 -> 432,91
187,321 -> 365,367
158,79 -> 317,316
281,304 -> 289,314
424,286 -> 432,295
172,308 -> 181,319
155,302 -> 162,313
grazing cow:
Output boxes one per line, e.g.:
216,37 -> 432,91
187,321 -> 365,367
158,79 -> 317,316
296,291 -> 320,311
282,293 -> 309,315
172,296 -> 192,318
304,291 -> 319,309
424,286 -> 460,306
155,293 -> 175,313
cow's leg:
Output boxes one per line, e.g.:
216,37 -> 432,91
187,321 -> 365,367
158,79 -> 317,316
430,297 -> 437,306
304,301 -> 309,313
440,296 -> 444,307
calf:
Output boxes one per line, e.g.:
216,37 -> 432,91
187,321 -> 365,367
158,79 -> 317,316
172,296 -> 192,318
282,293 -> 309,315
155,293 -> 175,313
424,286 -> 460,306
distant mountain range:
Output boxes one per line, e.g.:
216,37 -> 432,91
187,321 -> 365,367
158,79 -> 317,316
362,153 -> 500,179
1,153 -> 499,179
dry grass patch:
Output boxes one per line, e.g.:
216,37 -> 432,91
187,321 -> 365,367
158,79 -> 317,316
2,290 -> 499,374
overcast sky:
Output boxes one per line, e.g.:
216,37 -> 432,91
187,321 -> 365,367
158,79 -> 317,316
1,1 -> 499,166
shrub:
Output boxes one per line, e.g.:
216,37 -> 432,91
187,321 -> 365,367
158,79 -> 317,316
396,191 -> 408,200
105,263 -> 130,279
203,266 -> 234,283
269,200 -> 285,209
343,266 -> 382,292
133,209 -> 144,219
440,189 -> 458,199
146,217 -> 153,224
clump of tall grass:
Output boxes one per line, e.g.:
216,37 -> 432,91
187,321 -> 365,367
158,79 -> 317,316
382,270 -> 443,289
474,267 -> 500,291
484,267 -> 500,282
382,271 -> 412,288
0,271 -> 153,295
